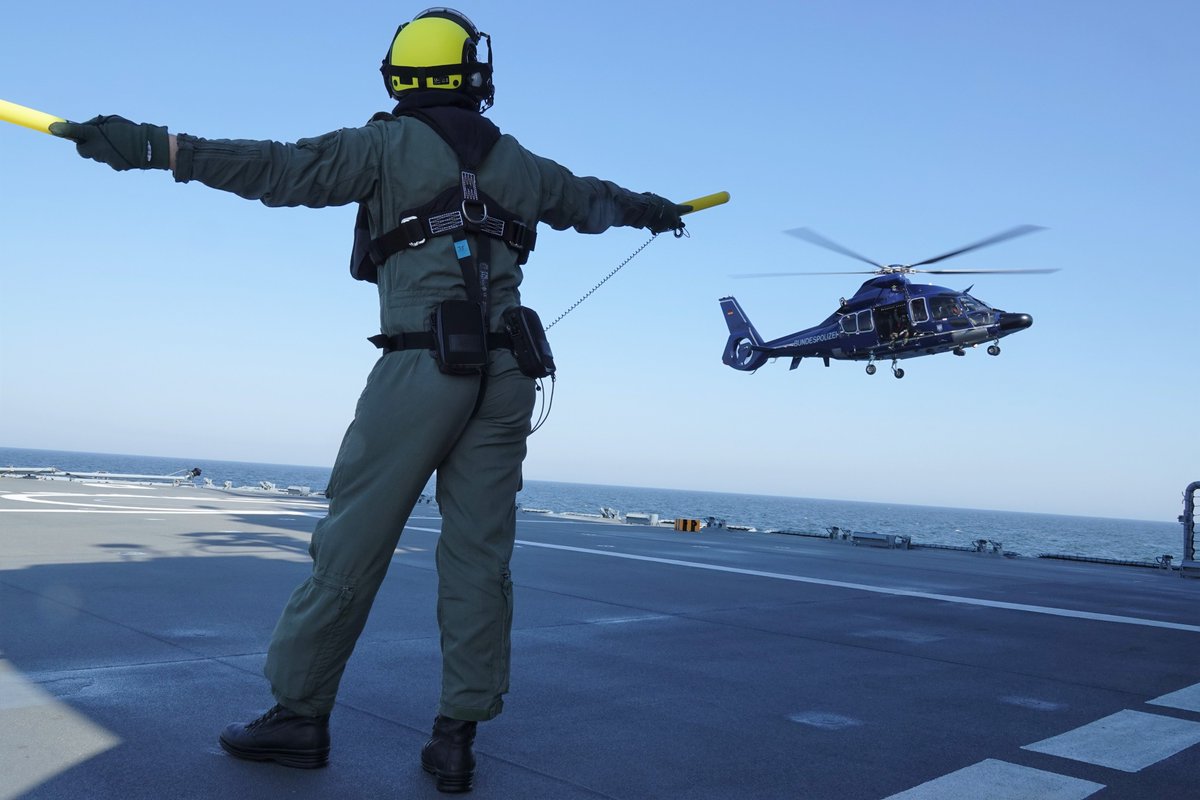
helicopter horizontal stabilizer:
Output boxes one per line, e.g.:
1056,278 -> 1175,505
719,297 -> 769,372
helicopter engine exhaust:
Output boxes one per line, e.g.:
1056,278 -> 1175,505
719,297 -> 769,371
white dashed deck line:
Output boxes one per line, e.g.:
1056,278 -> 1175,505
1148,681 -> 1200,713
1022,709 -> 1200,772
882,759 -> 1104,800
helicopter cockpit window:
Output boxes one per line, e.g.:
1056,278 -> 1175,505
959,296 -> 990,313
931,296 -> 961,319
840,314 -> 858,334
909,297 -> 930,323
856,310 -> 874,332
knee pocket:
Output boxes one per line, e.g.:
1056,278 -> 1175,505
266,574 -> 358,702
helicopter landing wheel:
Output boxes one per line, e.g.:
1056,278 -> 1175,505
891,360 -> 904,379
953,346 -> 966,356
987,344 -> 1001,356
865,363 -> 877,375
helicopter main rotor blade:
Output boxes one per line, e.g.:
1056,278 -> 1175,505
732,270 -> 879,278
909,224 -> 1045,267
912,267 -> 1060,275
731,267 -> 1058,278
784,228 -> 885,269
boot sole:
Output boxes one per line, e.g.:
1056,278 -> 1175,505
421,759 -> 473,793
219,734 -> 329,769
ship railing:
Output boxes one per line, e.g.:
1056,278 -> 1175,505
1181,481 -> 1199,579
0,466 -> 200,486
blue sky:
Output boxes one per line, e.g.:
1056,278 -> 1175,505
1,1 -> 1196,521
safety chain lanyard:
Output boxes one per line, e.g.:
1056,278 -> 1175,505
546,229 -> 687,331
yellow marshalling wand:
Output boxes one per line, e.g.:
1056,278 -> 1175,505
678,191 -> 730,216
0,99 -> 67,134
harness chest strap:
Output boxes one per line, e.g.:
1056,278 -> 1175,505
366,183 -> 537,269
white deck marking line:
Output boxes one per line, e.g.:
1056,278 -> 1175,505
1022,709 -> 1200,772
516,541 -> 1200,634
1148,682 -> 1200,713
0,509 -> 326,516
883,759 -> 1104,800
0,492 -> 326,506
0,492 -> 328,515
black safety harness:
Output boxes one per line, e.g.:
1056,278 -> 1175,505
351,101 -> 553,381
350,102 -> 535,285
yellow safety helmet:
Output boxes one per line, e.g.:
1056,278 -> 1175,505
381,7 -> 494,111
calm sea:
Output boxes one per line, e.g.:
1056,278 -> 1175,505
0,446 -> 1187,566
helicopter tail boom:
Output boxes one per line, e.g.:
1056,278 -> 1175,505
719,297 -> 769,371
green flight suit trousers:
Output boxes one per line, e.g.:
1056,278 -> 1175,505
263,347 -> 535,721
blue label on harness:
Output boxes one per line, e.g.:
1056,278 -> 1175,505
454,240 -> 471,259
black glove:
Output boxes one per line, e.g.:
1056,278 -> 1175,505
632,192 -> 684,235
49,115 -> 170,171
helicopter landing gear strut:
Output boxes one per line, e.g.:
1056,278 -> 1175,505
865,358 -> 904,378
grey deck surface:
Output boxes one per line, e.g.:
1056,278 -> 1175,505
2,477 -> 1198,799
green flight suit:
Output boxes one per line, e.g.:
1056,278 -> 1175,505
172,113 -> 652,721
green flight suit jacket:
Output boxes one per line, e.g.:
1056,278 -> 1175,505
172,117 -> 649,334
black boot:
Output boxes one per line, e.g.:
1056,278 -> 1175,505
420,715 -> 477,793
219,704 -> 330,769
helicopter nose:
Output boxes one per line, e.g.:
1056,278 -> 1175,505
999,312 -> 1033,332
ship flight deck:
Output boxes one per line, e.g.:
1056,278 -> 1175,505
1,477 -> 1198,799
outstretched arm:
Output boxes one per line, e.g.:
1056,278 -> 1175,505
527,151 -> 684,236
52,115 -> 380,209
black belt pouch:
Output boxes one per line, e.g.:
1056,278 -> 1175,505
503,306 -> 556,379
431,300 -> 488,375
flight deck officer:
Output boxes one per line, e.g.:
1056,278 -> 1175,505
53,7 -> 684,793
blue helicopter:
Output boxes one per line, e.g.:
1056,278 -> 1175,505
720,225 -> 1056,378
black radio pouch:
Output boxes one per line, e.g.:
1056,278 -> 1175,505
431,300 -> 489,375
503,306 -> 556,379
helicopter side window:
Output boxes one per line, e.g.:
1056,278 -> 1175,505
856,310 -> 874,332
909,297 -> 929,323
840,314 -> 858,334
